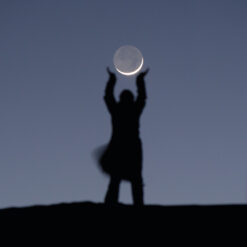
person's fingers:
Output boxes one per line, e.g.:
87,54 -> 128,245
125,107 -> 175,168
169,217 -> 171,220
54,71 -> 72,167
106,67 -> 116,81
144,68 -> 150,75
141,68 -> 149,77
107,67 -> 115,76
137,68 -> 149,79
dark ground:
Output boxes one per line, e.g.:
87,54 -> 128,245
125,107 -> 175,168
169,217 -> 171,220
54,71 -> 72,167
0,202 -> 245,243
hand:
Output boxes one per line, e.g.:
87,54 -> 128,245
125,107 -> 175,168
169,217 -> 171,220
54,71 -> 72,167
137,68 -> 149,81
106,67 -> 116,81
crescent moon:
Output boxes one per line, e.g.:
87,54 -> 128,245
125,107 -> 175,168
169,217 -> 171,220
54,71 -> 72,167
116,58 -> 144,76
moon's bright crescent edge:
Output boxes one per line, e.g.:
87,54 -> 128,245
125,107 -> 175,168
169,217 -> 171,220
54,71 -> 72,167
115,58 -> 144,76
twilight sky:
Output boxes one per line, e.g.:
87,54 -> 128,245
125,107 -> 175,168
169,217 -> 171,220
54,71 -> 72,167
0,0 -> 247,208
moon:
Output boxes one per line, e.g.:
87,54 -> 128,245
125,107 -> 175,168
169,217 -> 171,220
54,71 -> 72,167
113,45 -> 144,76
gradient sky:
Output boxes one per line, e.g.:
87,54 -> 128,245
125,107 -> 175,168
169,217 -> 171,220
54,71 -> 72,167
0,0 -> 247,208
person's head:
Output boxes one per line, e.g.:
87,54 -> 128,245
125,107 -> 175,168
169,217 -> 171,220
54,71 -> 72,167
119,90 -> 134,104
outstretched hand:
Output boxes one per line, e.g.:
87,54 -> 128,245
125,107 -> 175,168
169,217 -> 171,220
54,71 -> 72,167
106,67 -> 116,81
137,68 -> 149,81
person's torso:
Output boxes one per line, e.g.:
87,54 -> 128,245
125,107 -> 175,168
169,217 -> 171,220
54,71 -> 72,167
111,104 -> 140,139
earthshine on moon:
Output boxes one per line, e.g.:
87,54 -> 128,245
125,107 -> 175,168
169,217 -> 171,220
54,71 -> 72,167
113,45 -> 144,76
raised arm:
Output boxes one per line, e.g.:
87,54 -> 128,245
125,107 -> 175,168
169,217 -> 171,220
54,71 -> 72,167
104,67 -> 117,114
136,68 -> 149,115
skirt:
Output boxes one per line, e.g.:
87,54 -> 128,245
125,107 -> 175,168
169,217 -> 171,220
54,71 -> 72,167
99,137 -> 143,181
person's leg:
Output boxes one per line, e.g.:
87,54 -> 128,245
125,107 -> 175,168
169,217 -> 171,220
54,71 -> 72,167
131,175 -> 144,206
104,176 -> 121,204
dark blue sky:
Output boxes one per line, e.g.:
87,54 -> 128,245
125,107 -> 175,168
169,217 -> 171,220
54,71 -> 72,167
0,0 -> 247,208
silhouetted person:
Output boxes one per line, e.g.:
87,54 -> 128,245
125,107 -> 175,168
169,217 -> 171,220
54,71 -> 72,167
99,67 -> 149,206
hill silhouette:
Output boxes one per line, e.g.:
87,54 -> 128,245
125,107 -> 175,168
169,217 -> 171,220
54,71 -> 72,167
1,201 -> 246,222
0,201 -> 246,242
